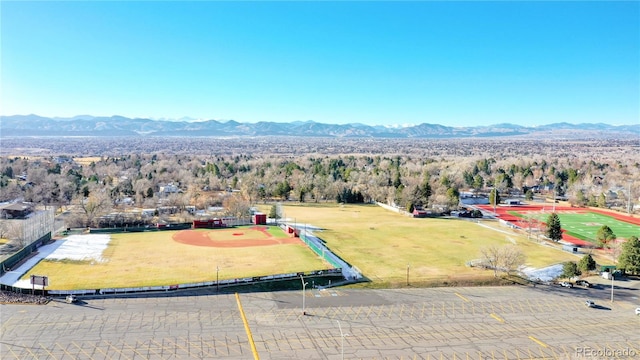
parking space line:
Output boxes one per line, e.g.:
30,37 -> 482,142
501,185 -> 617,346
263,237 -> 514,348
6,344 -> 22,360
35,344 -> 54,360
121,339 -> 148,358
626,341 -> 640,353
490,313 -> 504,323
71,340 -> 94,359
528,336 -> 548,348
455,292 -> 470,303
104,340 -> 131,360
235,293 -> 259,360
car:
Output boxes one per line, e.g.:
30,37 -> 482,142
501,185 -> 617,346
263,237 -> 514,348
65,294 -> 77,304
635,307 -> 640,315
560,281 -> 573,288
575,280 -> 592,288
585,300 -> 595,308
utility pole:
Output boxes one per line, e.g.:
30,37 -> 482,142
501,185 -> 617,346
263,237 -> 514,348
300,275 -> 308,315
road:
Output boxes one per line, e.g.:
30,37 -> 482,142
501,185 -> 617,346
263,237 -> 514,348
2,284 -> 639,359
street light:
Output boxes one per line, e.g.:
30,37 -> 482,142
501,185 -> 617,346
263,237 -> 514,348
611,271 -> 614,302
300,274 -> 308,315
336,320 -> 348,360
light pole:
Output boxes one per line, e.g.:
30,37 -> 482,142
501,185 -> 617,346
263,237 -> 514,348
300,274 -> 308,315
406,263 -> 410,286
216,266 -> 220,292
337,320 -> 347,360
610,271 -> 614,302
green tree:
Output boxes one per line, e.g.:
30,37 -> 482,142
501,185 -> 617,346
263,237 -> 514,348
407,203 -> 415,213
597,193 -> 606,208
446,187 -> 460,208
546,213 -> 562,242
617,236 -> 640,275
268,205 -> 278,220
472,175 -> 484,193
577,254 -> 597,273
525,189 -> 534,201
489,188 -> 500,207
595,225 -> 616,248
562,261 -> 581,278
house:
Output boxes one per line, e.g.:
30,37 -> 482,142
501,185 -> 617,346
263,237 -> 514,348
0,202 -> 34,219
159,183 -> 181,195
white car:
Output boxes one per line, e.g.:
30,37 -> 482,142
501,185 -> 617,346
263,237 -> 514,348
635,307 -> 640,315
65,294 -> 77,304
585,300 -> 595,308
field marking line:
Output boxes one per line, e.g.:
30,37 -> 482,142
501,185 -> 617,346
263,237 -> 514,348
455,292 -> 470,302
235,293 -> 260,360
528,336 -> 548,348
489,313 -> 504,323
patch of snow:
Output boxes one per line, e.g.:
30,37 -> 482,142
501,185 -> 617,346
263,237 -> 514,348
45,234 -> 111,263
520,264 -> 564,282
3,234 -> 111,289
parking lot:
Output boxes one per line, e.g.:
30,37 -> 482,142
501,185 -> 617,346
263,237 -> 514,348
1,284 -> 639,359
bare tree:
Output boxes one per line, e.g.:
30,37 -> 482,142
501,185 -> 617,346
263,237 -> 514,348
479,245 -> 525,277
480,245 -> 502,278
79,189 -> 112,227
6,221 -> 28,248
501,245 -> 526,275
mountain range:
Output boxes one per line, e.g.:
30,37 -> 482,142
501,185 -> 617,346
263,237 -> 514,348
1,114 -> 638,139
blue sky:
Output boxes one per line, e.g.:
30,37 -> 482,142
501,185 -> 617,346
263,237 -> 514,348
1,1 -> 638,127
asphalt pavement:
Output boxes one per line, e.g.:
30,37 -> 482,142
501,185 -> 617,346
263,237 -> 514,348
2,283 -> 639,359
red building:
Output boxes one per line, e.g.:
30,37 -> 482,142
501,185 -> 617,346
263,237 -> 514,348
252,213 -> 267,225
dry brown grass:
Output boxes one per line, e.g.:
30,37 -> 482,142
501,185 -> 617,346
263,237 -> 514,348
23,226 -> 327,290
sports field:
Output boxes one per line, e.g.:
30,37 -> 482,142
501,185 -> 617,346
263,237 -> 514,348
478,204 -> 640,246
510,210 -> 639,243
19,226 -> 328,290
271,203 -> 583,286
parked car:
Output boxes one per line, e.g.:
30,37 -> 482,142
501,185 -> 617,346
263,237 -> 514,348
585,300 -> 595,308
560,281 -> 573,288
65,294 -> 77,304
575,280 -> 592,288
635,307 -> 640,315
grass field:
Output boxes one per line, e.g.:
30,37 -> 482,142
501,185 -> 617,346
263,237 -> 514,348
267,203 -> 584,287
509,211 -> 640,243
22,226 -> 327,290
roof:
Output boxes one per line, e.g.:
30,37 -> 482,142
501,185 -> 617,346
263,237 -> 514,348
1,202 -> 33,211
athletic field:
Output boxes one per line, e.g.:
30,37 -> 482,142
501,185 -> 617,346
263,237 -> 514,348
271,203 -> 583,287
17,226 -> 328,290
479,204 -> 640,246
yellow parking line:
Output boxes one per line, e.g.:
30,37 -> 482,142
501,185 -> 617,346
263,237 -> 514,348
235,293 -> 260,360
528,336 -> 548,348
490,313 -> 504,323
455,292 -> 470,303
